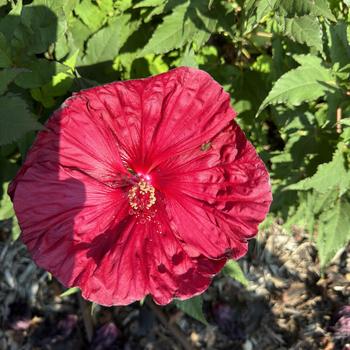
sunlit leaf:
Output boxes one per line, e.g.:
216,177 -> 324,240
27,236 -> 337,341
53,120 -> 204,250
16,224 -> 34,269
0,182 -> 14,220
175,295 -> 208,325
222,260 -> 249,286
82,15 -> 132,65
74,0 -> 105,31
283,15 -> 323,51
287,148 -> 349,196
258,55 -> 335,114
317,199 -> 350,267
276,0 -> 335,20
60,287 -> 80,298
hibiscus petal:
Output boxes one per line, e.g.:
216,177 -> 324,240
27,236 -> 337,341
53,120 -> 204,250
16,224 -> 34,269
83,67 -> 235,172
9,161 -> 128,288
158,122 -> 272,260
16,94 -> 129,185
10,158 -> 225,306
74,208 -> 226,306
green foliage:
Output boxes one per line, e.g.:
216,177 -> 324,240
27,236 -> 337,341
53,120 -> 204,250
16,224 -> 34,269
0,95 -> 42,146
222,260 -> 249,286
317,198 -> 350,267
328,21 -> 350,67
0,0 -> 349,302
286,147 -> 350,266
0,182 -> 14,220
0,68 -> 26,94
283,16 -> 323,51
60,287 -> 80,297
82,14 -> 132,64
0,33 -> 11,67
287,147 -> 349,195
174,295 -> 208,325
258,55 -> 335,114
276,0 -> 335,20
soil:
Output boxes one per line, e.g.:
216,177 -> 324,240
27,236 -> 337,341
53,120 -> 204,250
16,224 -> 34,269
0,221 -> 349,350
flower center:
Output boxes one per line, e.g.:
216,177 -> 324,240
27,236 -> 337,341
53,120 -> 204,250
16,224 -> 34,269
128,178 -> 156,213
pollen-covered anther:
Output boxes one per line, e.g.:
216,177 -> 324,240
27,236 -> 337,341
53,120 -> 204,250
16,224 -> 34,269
128,178 -> 156,213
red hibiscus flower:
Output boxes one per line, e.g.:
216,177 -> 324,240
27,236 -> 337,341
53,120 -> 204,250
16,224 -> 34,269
9,67 -> 272,306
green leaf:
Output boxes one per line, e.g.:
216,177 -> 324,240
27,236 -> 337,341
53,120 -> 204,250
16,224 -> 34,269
188,0 -> 218,46
310,0 -> 336,20
141,2 -> 194,55
0,95 -> 42,146
91,302 -> 98,315
82,15 -> 132,65
0,33 -> 11,68
146,54 -> 169,75
287,148 -> 349,195
26,0 -> 68,39
0,11 -> 21,42
12,216 -> 21,240
257,55 -> 335,114
96,0 -> 114,14
222,260 -> 249,286
328,22 -> 350,67
10,0 -> 22,14
68,17 -> 91,52
134,0 -> 165,8
20,5 -> 60,54
63,49 -> 80,70
317,199 -> 350,267
74,0 -> 105,31
277,0 -> 312,16
31,71 -> 74,108
284,192 -> 315,233
174,295 -> 208,325
115,0 -> 132,12
276,0 -> 335,20
140,0 -> 217,56
255,0 -> 278,23
15,60 -> 66,89
0,182 -> 14,220
283,15 -> 323,51
17,130 -> 36,159
179,47 -> 198,67
60,287 -> 80,297
30,52 -> 76,106
143,3 -> 167,22
0,68 -> 27,95
62,0 -> 79,17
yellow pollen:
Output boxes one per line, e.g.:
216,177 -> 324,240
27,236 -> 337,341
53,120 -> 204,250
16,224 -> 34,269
128,179 -> 156,211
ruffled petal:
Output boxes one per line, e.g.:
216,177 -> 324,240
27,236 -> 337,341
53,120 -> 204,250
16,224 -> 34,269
10,146 -> 225,306
72,207 -> 226,306
15,94 -> 129,185
157,122 -> 272,260
8,92 -> 137,295
9,162 -> 128,290
83,67 -> 235,172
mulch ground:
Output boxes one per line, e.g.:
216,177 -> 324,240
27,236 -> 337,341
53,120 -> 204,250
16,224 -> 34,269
0,221 -> 349,350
